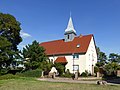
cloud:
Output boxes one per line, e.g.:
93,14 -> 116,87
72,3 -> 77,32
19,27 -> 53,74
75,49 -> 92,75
20,31 -> 31,38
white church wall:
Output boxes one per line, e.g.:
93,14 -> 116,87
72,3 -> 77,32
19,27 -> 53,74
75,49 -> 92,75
49,54 -> 86,74
48,37 -> 97,75
85,37 -> 97,74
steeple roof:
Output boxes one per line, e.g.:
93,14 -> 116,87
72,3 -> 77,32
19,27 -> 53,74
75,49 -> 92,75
65,17 -> 76,34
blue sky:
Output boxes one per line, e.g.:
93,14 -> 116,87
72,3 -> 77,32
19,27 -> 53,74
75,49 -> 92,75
0,0 -> 120,55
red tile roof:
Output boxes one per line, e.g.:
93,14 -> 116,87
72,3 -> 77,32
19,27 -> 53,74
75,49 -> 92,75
40,34 -> 93,55
54,57 -> 67,63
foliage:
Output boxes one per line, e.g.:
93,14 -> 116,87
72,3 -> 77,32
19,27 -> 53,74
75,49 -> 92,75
109,53 -> 120,63
96,47 -> 107,67
94,66 -> 99,74
61,69 -> 74,78
0,74 -> 19,80
103,62 -> 120,76
54,63 -> 65,76
16,69 -> 42,77
0,36 -> 12,73
22,40 -> 48,70
81,70 -> 88,77
0,68 -> 10,75
0,13 -> 22,73
40,61 -> 53,72
0,13 -> 22,51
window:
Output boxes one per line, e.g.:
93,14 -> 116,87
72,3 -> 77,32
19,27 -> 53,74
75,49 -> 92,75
73,54 -> 79,59
73,65 -> 79,71
68,35 -> 69,39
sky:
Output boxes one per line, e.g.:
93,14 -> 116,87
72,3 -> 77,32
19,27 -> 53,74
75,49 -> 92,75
0,0 -> 120,55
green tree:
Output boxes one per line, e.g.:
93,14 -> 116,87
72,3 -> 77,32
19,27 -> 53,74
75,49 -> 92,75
0,13 -> 22,74
0,13 -> 22,51
54,63 -> 65,76
96,47 -> 107,67
109,53 -> 120,63
22,40 -> 48,70
0,36 -> 12,74
104,62 -> 120,76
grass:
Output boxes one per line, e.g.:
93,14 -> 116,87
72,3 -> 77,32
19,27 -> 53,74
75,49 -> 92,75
0,77 -> 120,90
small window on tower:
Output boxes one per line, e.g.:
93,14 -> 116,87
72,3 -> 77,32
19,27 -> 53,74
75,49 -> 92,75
68,35 -> 69,39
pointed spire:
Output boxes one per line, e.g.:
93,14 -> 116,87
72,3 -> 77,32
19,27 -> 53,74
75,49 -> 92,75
70,11 -> 71,17
65,16 -> 76,33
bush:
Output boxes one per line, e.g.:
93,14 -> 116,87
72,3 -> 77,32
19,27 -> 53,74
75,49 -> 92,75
61,69 -> 74,78
103,62 -> 119,77
94,66 -> 99,74
0,74 -> 19,80
0,68 -> 9,75
61,73 -> 74,78
16,69 -> 42,78
81,70 -> 88,77
54,63 -> 65,76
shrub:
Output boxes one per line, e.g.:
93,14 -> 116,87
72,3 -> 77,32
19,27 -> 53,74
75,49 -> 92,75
0,68 -> 9,75
16,69 -> 42,78
0,74 -> 19,80
81,72 -> 87,77
81,70 -> 88,77
54,63 -> 65,76
61,73 -> 74,78
94,66 -> 99,74
61,69 -> 74,78
103,62 -> 119,77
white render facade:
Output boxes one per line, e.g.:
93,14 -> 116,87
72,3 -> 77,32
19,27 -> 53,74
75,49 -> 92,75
48,36 -> 97,74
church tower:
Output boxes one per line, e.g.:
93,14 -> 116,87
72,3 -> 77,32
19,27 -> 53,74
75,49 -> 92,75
64,16 -> 76,42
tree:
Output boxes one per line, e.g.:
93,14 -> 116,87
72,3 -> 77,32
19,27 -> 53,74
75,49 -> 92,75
104,62 -> 120,76
0,36 -> 12,74
109,53 -> 120,63
0,13 -> 22,74
22,40 -> 48,70
96,47 -> 107,67
0,13 -> 22,51
54,63 -> 65,76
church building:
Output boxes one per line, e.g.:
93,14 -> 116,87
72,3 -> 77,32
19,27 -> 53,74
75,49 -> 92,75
40,16 -> 97,74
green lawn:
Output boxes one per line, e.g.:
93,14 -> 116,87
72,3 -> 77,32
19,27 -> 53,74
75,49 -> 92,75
0,78 -> 120,90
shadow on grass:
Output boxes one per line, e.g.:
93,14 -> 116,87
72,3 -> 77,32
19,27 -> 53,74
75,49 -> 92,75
104,76 -> 120,84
